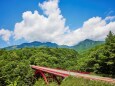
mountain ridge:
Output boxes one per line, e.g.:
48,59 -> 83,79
3,39 -> 104,52
72,39 -> 104,52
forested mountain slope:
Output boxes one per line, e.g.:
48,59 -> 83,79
77,31 -> 115,77
4,39 -> 104,53
0,48 -> 78,86
72,39 -> 104,52
0,31 -> 115,86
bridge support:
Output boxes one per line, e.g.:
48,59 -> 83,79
35,70 -> 49,85
34,70 -> 64,85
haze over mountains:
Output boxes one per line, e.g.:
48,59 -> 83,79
4,39 -> 104,52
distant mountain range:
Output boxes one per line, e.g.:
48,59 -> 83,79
72,39 -> 104,52
3,39 -> 104,52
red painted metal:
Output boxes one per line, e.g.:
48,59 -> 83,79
31,65 -> 69,77
31,65 -> 115,84
39,71 -> 49,85
32,65 -> 68,84
35,70 -> 49,84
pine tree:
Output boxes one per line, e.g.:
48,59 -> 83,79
105,31 -> 115,45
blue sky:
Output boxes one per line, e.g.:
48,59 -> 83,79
0,0 -> 115,48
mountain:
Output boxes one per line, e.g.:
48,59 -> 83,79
72,39 -> 104,52
4,41 -> 59,50
3,39 -> 104,52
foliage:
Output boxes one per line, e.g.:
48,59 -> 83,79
4,39 -> 104,53
73,39 -> 104,53
0,48 -> 78,86
77,31 -> 115,77
33,76 -> 115,86
61,76 -> 114,86
34,78 -> 57,86
0,31 -> 115,85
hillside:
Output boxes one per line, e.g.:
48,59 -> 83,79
77,31 -> 115,77
4,41 -> 59,50
0,47 -> 78,86
73,39 -> 104,52
0,32 -> 115,86
3,39 -> 104,52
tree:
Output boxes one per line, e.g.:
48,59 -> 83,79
105,31 -> 115,45
77,31 -> 115,77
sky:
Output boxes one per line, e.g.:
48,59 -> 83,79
0,0 -> 115,48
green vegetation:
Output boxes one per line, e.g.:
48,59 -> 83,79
73,39 -> 104,53
77,31 -> 115,77
4,39 -> 104,53
0,48 -> 78,86
61,76 -> 114,86
33,76 -> 115,86
0,31 -> 115,86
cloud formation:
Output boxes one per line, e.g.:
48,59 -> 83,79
12,0 -> 115,46
0,29 -> 12,42
14,0 -> 69,43
60,17 -> 115,45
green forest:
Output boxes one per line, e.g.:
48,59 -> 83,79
0,31 -> 115,86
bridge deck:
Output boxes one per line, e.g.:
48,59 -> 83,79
31,65 -> 115,84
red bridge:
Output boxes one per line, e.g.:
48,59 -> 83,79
31,65 -> 115,84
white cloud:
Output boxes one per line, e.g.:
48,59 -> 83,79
0,29 -> 12,42
14,0 -> 69,43
13,0 -> 115,46
59,17 -> 115,46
